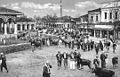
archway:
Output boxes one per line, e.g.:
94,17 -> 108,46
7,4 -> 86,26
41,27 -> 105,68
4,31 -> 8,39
7,18 -> 15,34
0,18 -> 4,34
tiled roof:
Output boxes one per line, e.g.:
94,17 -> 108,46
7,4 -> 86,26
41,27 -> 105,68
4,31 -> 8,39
80,14 -> 88,18
16,17 -> 35,22
88,8 -> 101,12
0,7 -> 22,14
73,18 -> 81,22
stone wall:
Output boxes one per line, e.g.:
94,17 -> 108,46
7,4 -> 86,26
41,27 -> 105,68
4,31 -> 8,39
0,43 -> 31,54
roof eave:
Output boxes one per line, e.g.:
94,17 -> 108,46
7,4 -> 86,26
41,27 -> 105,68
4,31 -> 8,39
0,12 -> 23,15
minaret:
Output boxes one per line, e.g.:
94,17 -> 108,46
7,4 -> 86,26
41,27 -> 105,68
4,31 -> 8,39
60,0 -> 62,17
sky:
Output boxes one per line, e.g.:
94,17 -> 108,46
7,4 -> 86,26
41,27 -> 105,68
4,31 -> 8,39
0,0 -> 114,18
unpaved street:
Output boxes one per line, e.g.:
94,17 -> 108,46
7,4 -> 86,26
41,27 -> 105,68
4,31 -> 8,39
0,45 -> 120,77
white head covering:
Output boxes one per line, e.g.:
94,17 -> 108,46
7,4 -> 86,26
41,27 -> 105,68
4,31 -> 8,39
0,52 -> 3,55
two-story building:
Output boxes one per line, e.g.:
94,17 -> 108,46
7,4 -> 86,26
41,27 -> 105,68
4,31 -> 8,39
75,14 -> 89,35
87,2 -> 120,39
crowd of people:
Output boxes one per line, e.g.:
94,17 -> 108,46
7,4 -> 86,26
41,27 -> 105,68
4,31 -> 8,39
55,50 -> 109,70
39,27 -> 118,77
0,27 -> 118,77
30,27 -> 117,54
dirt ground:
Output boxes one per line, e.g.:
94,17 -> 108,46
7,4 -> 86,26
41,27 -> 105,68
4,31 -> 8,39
0,44 -> 120,77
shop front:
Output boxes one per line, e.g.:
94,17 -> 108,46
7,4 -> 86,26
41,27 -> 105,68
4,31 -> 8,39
94,25 -> 114,38
88,25 -> 95,36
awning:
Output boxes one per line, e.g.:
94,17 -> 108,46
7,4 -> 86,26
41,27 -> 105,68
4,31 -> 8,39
55,22 -> 63,24
94,25 -> 114,30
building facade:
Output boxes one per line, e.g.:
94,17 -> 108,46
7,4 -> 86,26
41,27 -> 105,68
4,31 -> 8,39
16,17 -> 36,32
0,7 -> 36,39
0,7 -> 23,38
85,2 -> 120,39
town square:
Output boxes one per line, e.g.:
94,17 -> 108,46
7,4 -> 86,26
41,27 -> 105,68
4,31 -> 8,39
0,0 -> 120,77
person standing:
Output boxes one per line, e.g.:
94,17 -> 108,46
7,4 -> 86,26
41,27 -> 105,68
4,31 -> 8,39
76,52 -> 81,69
30,38 -> 35,52
43,61 -> 52,77
100,52 -> 107,68
71,39 -> 74,50
58,38 -> 62,48
99,41 -> 103,51
56,51 -> 62,69
62,52 -> 68,69
0,53 -> 8,73
113,42 -> 117,53
93,56 -> 100,69
69,52 -> 75,70
95,43 -> 99,55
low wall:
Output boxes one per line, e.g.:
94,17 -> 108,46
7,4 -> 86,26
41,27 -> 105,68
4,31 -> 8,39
0,43 -> 31,54
0,34 -> 17,39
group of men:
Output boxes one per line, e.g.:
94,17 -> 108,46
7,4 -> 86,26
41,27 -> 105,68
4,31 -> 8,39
56,51 -> 82,70
93,52 -> 108,69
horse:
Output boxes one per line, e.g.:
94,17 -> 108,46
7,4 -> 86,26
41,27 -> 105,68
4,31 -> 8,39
79,58 -> 92,69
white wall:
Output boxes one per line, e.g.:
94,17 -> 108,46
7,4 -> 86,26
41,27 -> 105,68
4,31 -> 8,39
88,12 -> 101,23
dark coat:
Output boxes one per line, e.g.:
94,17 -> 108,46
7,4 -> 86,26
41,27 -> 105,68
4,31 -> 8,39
43,64 -> 52,77
0,55 -> 7,66
100,53 -> 107,61
56,54 -> 62,61
112,57 -> 118,65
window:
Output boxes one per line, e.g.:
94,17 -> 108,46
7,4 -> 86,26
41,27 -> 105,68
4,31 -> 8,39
105,12 -> 107,19
17,24 -> 21,30
110,12 -> 112,19
96,15 -> 98,21
27,24 -> 29,29
91,16 -> 93,22
22,24 -> 25,30
115,12 -> 118,19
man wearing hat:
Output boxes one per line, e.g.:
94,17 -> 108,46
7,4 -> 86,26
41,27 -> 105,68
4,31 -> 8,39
0,52 -> 8,73
62,52 -> 68,69
43,61 -> 52,77
56,51 -> 62,69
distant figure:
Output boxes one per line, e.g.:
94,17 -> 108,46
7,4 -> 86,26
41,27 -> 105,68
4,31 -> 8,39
56,51 -> 62,69
69,52 -> 75,70
95,43 -> 99,55
43,61 -> 52,77
0,53 -> 8,73
76,52 -> 81,69
99,41 -> 103,51
47,38 -> 50,46
93,56 -> 100,69
32,45 -> 35,52
106,41 -> 111,51
62,52 -> 68,69
58,38 -> 62,48
112,56 -> 118,68
113,42 -> 117,53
